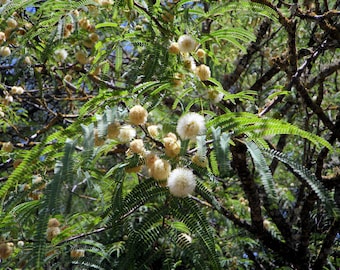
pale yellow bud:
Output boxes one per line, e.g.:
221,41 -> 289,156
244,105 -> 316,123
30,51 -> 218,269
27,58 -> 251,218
191,153 -> 208,167
149,158 -> 171,181
0,242 -> 14,259
46,226 -> 61,241
129,139 -> 145,154
147,125 -> 160,138
6,18 -> 18,29
2,142 -> 13,152
0,46 -> 11,57
196,48 -> 205,59
70,249 -> 85,258
0,32 -> 6,44
107,121 -> 120,139
75,51 -> 88,64
195,64 -> 211,81
48,218 -> 60,228
168,42 -> 180,54
129,105 -> 148,125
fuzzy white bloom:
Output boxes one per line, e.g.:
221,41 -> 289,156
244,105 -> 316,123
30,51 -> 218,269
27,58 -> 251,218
195,64 -> 211,81
176,112 -> 205,140
177,35 -> 197,53
54,49 -> 68,62
118,125 -> 136,143
167,168 -> 196,197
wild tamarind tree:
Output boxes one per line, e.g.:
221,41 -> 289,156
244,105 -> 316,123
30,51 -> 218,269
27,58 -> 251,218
0,0 -> 339,269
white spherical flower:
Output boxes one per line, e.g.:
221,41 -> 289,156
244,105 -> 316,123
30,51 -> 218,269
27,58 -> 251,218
177,35 -> 197,53
176,112 -> 205,140
54,49 -> 68,62
167,168 -> 196,197
118,125 -> 136,143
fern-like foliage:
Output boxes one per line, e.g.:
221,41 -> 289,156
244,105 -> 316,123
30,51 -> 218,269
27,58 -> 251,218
245,141 -> 279,206
262,148 -> 339,218
208,112 -> 333,151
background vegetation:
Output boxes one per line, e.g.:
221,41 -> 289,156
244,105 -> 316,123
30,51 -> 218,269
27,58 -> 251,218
0,0 -> 339,269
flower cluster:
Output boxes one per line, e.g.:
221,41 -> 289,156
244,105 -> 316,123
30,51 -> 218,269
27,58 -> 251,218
47,218 -> 61,241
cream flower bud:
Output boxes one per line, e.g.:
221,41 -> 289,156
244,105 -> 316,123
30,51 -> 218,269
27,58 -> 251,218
147,125 -> 160,138
48,218 -> 60,228
11,86 -> 25,95
2,141 -> 13,152
149,158 -> 171,181
191,153 -> 208,167
196,48 -> 205,58
46,226 -> 61,241
0,32 -> 6,44
54,49 -> 68,62
0,242 -> 14,259
183,56 -> 196,72
176,112 -> 206,140
75,51 -> 88,64
129,105 -> 148,125
195,64 -> 211,81
70,249 -> 85,258
118,125 -> 136,143
107,121 -> 120,139
178,34 -> 197,53
130,139 -> 145,154
6,18 -> 18,29
168,42 -> 180,54
0,46 -> 11,57
167,168 -> 196,197
163,134 -> 181,158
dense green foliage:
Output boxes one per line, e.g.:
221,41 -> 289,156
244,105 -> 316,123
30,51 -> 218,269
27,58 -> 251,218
0,0 -> 339,269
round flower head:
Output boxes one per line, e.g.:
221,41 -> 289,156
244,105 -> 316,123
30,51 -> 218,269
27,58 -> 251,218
176,112 -> 205,140
195,64 -> 211,81
129,139 -> 145,154
129,105 -> 148,125
118,125 -> 136,143
163,133 -> 181,158
177,35 -> 197,53
196,48 -> 206,59
54,49 -> 68,62
0,46 -> 11,57
46,226 -> 61,241
0,242 -> 14,259
48,218 -> 60,228
168,42 -> 180,54
149,158 -> 171,181
167,168 -> 196,197
147,125 -> 160,138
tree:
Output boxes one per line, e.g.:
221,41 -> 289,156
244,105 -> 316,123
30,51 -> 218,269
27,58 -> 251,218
0,0 -> 339,269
